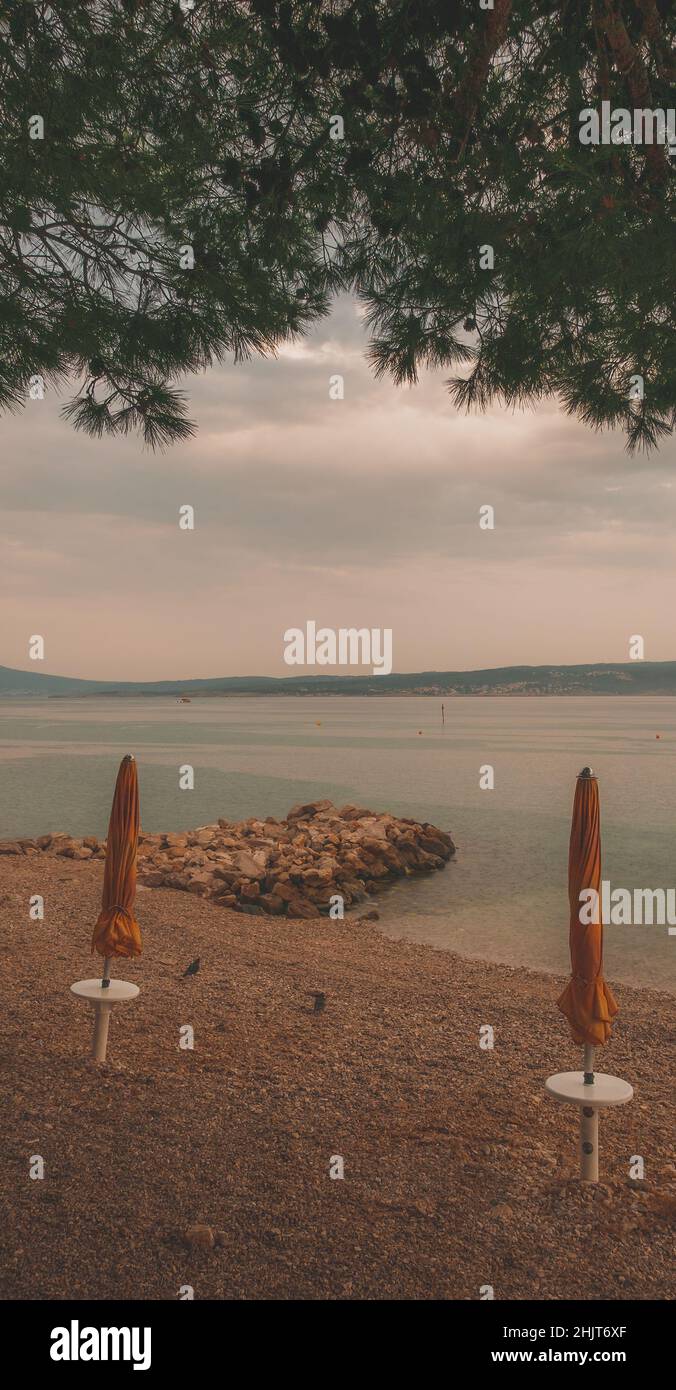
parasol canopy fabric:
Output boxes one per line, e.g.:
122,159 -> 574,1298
91,754 -> 142,960
557,769 -> 617,1046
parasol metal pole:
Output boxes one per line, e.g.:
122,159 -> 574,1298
583,1042 -> 595,1085
101,956 -> 112,990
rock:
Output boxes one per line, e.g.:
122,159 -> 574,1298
285,896 -> 318,919
379,847 -> 407,872
267,879 -> 296,903
234,851 -> 267,879
430,827 -> 454,850
357,820 -> 389,841
361,909 -> 380,921
416,849 -> 446,869
360,835 -> 392,855
0,842 -> 24,855
184,1224 -> 214,1251
39,802 -> 454,921
297,864 -> 334,886
185,872 -> 215,896
188,829 -> 215,847
418,834 -> 444,855
359,858 -> 389,879
287,800 -> 334,820
258,893 -> 286,914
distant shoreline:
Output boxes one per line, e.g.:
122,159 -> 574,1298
3,659 -> 676,699
3,689 -> 676,700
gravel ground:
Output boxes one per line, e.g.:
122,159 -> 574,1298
0,854 -> 673,1302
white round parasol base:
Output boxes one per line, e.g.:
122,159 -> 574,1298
71,978 -> 139,1004
545,1070 -> 633,1183
71,978 -> 140,1061
545,1071 -> 633,1107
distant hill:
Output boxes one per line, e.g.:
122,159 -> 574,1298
2,662 -> 676,696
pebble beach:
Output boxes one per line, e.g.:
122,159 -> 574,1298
0,841 -> 673,1302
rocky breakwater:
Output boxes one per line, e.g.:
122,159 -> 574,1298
2,802 -> 455,919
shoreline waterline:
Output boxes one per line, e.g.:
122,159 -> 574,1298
1,694 -> 674,993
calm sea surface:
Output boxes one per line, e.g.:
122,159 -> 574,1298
1,695 -> 675,992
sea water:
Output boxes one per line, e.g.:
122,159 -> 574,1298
1,694 -> 674,991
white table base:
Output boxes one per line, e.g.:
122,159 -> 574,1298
545,1070 -> 633,1182
71,977 -> 140,1062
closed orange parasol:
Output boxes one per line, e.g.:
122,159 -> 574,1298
545,768 -> 632,1183
557,766 -> 617,1050
92,753 -> 142,982
71,754 -> 141,1062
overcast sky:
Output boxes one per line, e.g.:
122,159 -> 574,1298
1,295 -> 674,680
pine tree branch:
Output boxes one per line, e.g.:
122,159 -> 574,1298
453,0 -> 513,163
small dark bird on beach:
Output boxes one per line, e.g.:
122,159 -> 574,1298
183,957 -> 201,977
308,991 -> 326,1013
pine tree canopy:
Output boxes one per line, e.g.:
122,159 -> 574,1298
1,0 -> 674,450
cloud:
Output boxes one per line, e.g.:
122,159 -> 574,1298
1,295 -> 674,678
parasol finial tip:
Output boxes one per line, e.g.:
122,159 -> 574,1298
578,765 -> 594,779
